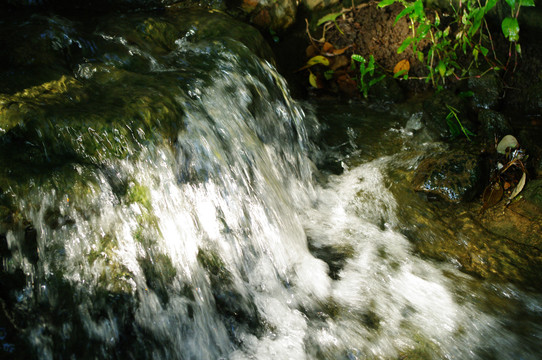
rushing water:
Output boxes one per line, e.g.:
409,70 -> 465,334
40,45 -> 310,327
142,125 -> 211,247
1,7 -> 542,360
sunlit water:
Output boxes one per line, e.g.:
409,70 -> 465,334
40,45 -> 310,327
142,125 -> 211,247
1,9 -> 542,360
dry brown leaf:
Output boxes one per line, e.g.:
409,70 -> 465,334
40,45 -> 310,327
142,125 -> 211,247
322,42 -> 334,53
332,45 -> 352,55
330,55 -> 350,70
482,181 -> 504,210
393,59 -> 410,74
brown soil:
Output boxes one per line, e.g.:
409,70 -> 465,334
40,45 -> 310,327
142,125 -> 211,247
326,2 -> 430,78
302,1 -> 437,96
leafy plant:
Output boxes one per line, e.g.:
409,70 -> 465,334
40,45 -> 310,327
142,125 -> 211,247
317,11 -> 345,35
351,54 -> 386,98
377,0 -> 531,88
500,0 -> 535,68
445,104 -> 475,140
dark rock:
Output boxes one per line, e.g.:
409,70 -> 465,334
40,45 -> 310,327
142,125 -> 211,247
412,147 -> 482,202
468,71 -> 502,110
478,109 -> 513,144
368,77 -> 405,104
523,82 -> 542,114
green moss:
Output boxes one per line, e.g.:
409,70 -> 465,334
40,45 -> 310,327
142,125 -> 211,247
139,252 -> 177,304
127,182 -> 151,210
397,332 -> 443,360
196,248 -> 232,287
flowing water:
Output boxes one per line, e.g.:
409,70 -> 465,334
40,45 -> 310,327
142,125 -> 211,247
1,7 -> 542,360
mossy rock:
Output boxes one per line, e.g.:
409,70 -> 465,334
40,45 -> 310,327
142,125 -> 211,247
139,252 -> 177,304
0,71 -> 184,164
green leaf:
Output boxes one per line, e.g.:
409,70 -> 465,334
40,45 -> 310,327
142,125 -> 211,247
351,54 -> 365,63
394,69 -> 408,78
417,51 -> 424,62
413,0 -> 425,20
479,45 -> 489,56
369,74 -> 386,86
317,12 -> 342,26
502,17 -> 520,42
435,12 -> 440,27
397,37 -> 414,54
417,23 -> 431,39
378,0 -> 396,7
437,61 -> 446,77
395,6 -> 415,24
485,0 -> 498,11
520,0 -> 535,6
504,0 -> 516,9
324,70 -> 334,80
459,90 -> 474,98
306,55 -> 330,67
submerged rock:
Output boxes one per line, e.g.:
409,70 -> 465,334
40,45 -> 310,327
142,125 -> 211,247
412,147 -> 482,202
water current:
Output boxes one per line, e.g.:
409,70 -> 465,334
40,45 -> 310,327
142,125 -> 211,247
0,7 -> 541,360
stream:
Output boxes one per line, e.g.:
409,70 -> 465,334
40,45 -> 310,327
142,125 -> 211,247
1,7 -> 542,360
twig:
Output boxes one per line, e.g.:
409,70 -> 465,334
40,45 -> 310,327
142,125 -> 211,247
305,18 -> 319,50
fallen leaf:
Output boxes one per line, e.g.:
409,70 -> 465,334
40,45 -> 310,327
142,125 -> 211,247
330,55 -> 350,70
306,45 -> 319,58
309,70 -> 324,89
393,59 -> 410,74
306,55 -> 330,67
332,45 -> 352,55
322,42 -> 334,53
296,55 -> 331,71
504,182 -> 511,190
509,172 -> 526,200
482,181 -> 504,210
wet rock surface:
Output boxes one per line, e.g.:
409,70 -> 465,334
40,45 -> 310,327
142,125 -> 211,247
412,146 -> 482,202
468,71 -> 502,110
478,109 -> 513,144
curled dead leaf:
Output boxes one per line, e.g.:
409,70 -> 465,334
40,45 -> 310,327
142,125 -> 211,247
332,45 -> 352,55
509,172 -> 526,200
